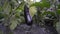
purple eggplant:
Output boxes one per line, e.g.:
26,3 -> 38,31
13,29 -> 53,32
24,4 -> 33,26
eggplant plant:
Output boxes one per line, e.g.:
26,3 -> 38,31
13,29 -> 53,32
0,0 -> 60,34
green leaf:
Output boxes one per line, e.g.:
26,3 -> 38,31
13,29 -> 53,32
10,19 -> 18,30
16,2 -> 24,11
42,2 -> 50,8
42,0 -> 46,2
43,11 -> 55,15
0,7 -> 2,11
57,9 -> 60,14
30,2 -> 44,8
29,6 -> 37,17
58,5 -> 60,9
15,12 -> 20,18
30,1 -> 50,8
0,13 -> 4,19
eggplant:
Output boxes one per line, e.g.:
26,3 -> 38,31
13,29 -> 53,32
24,4 -> 33,26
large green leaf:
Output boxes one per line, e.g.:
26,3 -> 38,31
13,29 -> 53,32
30,2 -> 43,8
29,6 -> 37,17
42,2 -> 50,8
10,19 -> 18,30
30,0 -> 50,8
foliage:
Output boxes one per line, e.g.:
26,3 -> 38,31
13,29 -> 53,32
30,0 -> 50,9
43,11 -> 55,16
0,0 -> 60,31
58,4 -> 60,9
10,19 -> 18,30
0,13 -> 4,19
29,6 -> 37,17
0,7 -> 2,11
57,9 -> 60,14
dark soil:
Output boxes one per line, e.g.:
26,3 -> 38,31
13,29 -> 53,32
13,24 -> 58,34
0,24 -> 58,34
